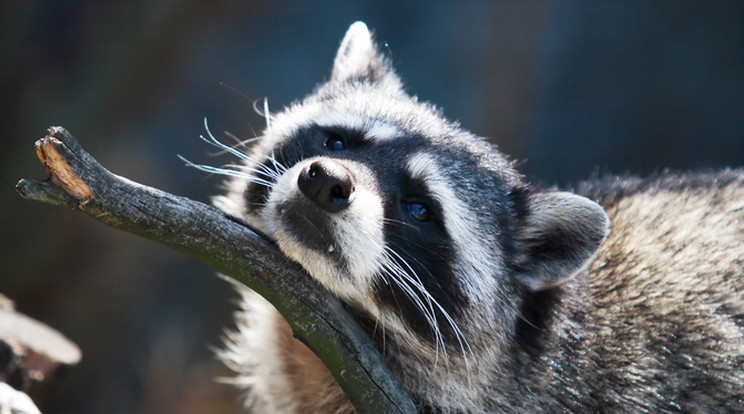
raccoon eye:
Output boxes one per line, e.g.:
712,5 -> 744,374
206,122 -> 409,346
406,202 -> 431,222
324,132 -> 346,151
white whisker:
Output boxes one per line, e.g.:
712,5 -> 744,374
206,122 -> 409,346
184,118 -> 288,191
381,246 -> 474,375
223,130 -> 260,148
263,97 -> 272,128
201,118 -> 253,161
224,163 -> 281,182
268,150 -> 288,174
381,250 -> 446,362
252,97 -> 273,128
178,155 -> 276,187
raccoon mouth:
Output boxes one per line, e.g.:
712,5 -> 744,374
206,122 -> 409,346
279,202 -> 337,254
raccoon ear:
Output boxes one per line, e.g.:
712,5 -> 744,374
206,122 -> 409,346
331,21 -> 398,84
514,191 -> 610,291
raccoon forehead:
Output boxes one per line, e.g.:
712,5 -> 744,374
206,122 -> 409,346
268,87 -> 459,144
313,110 -> 401,142
266,103 -> 403,143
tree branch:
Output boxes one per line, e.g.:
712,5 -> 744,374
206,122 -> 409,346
16,126 -> 415,414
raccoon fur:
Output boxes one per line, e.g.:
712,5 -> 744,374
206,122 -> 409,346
211,22 -> 744,413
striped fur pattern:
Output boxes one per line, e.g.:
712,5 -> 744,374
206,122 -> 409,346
209,22 -> 744,413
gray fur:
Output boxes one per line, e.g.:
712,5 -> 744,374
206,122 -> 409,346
213,22 -> 744,413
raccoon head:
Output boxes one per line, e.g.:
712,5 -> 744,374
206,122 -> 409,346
216,21 -> 609,378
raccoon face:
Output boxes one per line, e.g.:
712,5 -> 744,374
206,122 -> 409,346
214,22 -> 610,364
243,121 -> 493,351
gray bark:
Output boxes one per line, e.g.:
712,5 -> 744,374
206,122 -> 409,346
15,126 -> 416,414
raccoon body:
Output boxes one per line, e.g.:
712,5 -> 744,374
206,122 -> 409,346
213,22 -> 744,413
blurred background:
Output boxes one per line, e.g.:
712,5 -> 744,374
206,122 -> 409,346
2,1 -> 743,412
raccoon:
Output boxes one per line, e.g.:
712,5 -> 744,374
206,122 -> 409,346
211,22 -> 744,413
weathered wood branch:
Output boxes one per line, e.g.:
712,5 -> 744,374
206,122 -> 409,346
15,126 -> 415,413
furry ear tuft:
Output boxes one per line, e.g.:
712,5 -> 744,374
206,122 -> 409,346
514,191 -> 610,291
331,21 -> 398,85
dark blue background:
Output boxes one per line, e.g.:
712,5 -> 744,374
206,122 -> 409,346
2,1 -> 742,412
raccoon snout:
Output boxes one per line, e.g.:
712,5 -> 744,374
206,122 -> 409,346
297,159 -> 356,213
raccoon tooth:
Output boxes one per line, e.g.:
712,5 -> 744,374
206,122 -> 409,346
327,244 -> 335,253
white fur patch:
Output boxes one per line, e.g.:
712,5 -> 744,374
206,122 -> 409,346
216,286 -> 285,411
260,102 -> 403,149
366,122 -> 401,142
262,158 -> 386,306
406,153 -> 504,301
313,110 -> 402,143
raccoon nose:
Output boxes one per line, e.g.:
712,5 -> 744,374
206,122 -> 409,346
298,160 -> 355,213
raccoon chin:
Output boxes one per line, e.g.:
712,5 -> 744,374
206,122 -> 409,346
263,201 -> 373,305
260,158 -> 388,304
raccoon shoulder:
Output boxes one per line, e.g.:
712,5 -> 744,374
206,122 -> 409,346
548,169 -> 744,411
577,168 -> 744,208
